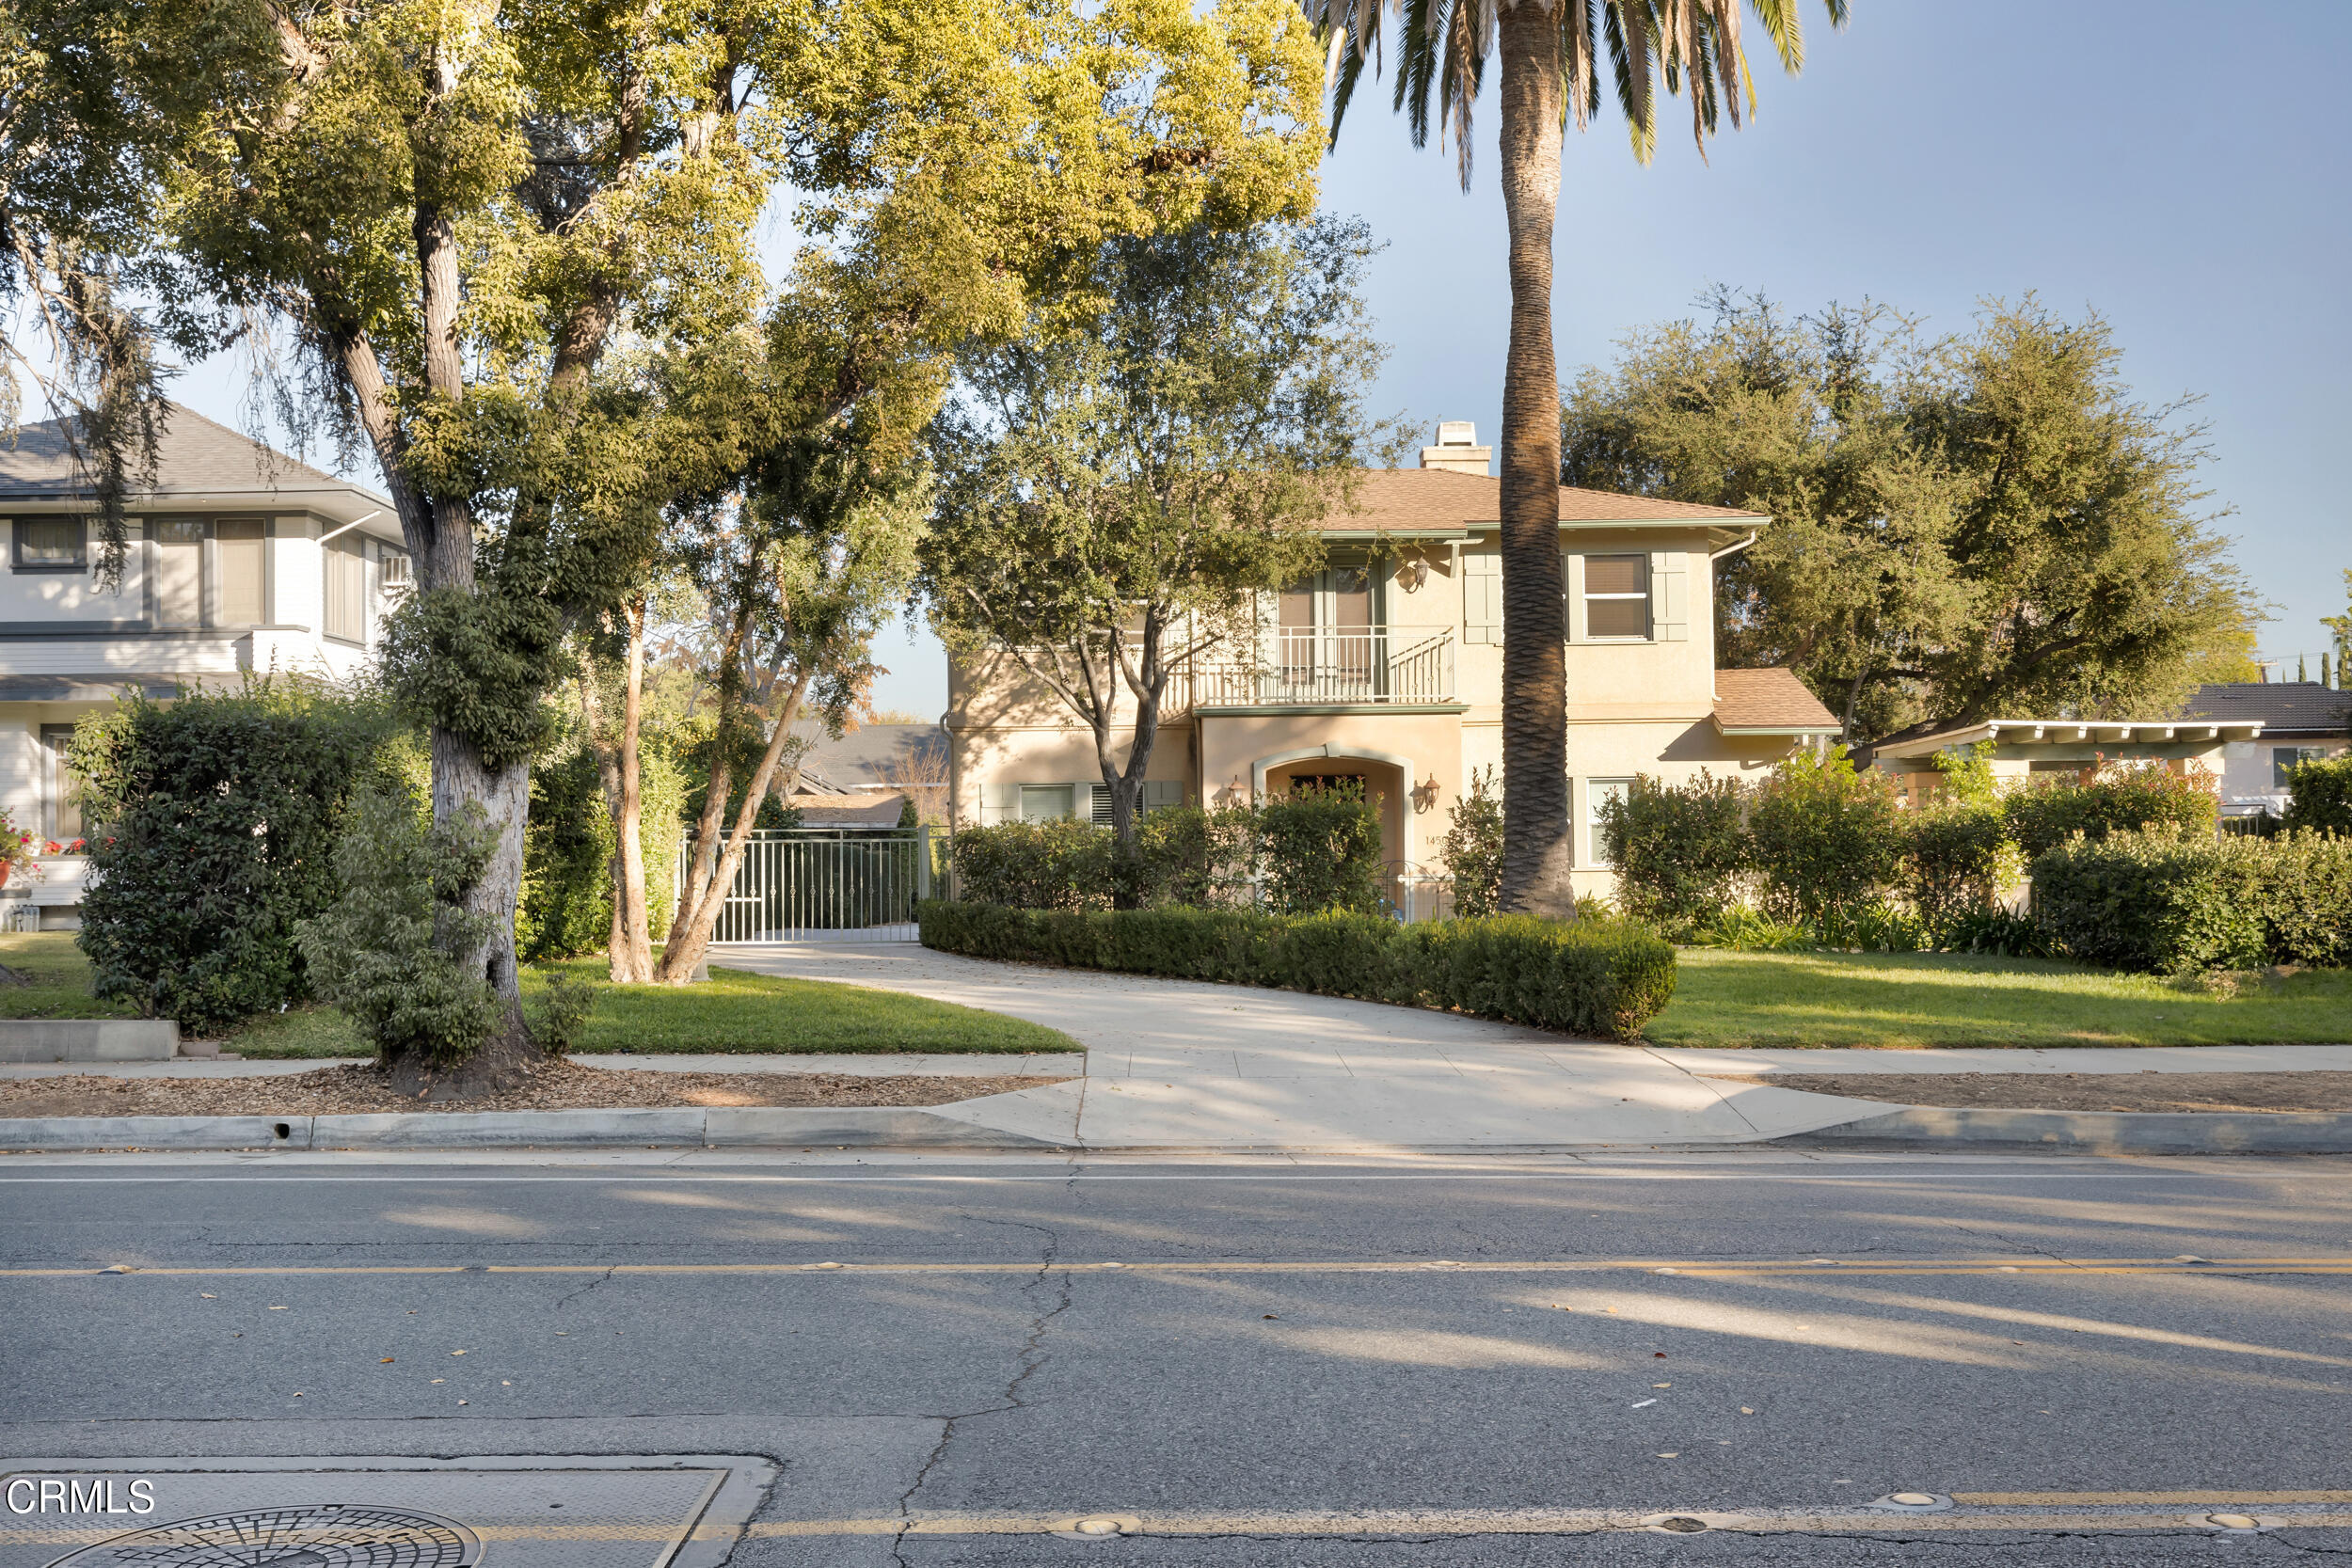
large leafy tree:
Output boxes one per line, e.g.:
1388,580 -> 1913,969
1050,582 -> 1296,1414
921,215 -> 1386,876
35,0 -> 1321,1088
1561,293 -> 2265,760
1301,0 -> 1841,915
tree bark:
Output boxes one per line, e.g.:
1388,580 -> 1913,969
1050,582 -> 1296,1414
613,597 -> 654,980
658,668 -> 814,981
1493,1 -> 1577,919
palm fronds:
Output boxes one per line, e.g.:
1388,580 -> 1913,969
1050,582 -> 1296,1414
1301,0 -> 1842,184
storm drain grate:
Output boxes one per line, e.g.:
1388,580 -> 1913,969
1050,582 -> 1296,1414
0,1456 -> 774,1568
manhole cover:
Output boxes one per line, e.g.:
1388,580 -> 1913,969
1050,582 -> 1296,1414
0,1456 -> 772,1568
47,1503 -> 478,1566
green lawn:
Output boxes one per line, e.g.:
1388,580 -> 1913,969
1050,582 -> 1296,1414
0,932 -> 1076,1058
0,932 -> 137,1020
1650,947 -> 2352,1049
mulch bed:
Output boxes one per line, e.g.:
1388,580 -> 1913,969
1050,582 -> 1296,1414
1708,1070 -> 2352,1115
0,1059 -> 1074,1118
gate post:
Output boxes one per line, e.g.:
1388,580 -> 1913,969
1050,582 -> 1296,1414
916,823 -> 932,901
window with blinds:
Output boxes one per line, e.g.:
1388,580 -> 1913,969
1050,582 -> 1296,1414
1582,554 -> 1648,639
216,518 -> 265,625
323,538 -> 368,642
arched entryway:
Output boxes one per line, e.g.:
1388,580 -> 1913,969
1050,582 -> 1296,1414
1249,744 -> 1418,866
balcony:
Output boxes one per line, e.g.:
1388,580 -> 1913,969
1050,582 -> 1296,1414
1191,626 -> 1457,709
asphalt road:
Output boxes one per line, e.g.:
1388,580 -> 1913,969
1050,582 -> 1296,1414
5,1148 -> 2350,1565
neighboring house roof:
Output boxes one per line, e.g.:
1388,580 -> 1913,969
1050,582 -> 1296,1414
784,721 -> 947,795
790,792 -> 909,828
1326,468 -> 1768,538
2178,681 -> 2352,737
1872,716 -> 2267,760
1710,667 -> 1840,736
0,401 -> 390,524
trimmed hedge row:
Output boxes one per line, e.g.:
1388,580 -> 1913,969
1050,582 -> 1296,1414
2031,828 -> 2352,974
918,900 -> 1677,1041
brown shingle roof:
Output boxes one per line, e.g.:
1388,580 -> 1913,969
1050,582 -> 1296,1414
1712,667 -> 1839,733
1327,467 -> 1766,532
0,401 -> 384,500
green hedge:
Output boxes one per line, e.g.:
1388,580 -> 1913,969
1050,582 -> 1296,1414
2005,765 -> 2218,858
2284,756 -> 2352,837
918,901 -> 1677,1041
2029,827 -> 2352,974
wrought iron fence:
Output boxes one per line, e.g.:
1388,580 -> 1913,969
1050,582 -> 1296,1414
677,826 -> 933,942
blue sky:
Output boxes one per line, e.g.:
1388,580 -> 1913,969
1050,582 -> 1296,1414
170,0 -> 2352,716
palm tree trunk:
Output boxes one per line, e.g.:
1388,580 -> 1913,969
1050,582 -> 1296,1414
1493,0 -> 1577,919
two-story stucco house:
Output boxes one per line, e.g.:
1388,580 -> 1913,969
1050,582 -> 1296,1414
944,423 -> 1844,907
1,404 -> 407,928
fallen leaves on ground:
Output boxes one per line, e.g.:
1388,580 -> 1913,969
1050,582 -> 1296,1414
1,1059 -> 1074,1117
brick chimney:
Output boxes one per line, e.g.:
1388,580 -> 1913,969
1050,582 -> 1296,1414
1418,420 -> 1491,476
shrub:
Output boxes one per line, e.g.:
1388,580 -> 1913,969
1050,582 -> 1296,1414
1132,804 -> 1260,909
1746,747 -> 1904,925
70,676 -> 396,1034
518,741 -> 614,961
526,967 -> 600,1055
1438,767 -> 1504,917
2004,761 -> 2218,859
2261,831 -> 2352,968
949,819 -> 1117,910
1258,783 -> 1384,914
918,900 -> 1677,1041
1598,771 -> 1749,929
294,784 -> 506,1066
1903,802 -> 2015,929
2028,827 -> 2267,974
2283,756 -> 2352,836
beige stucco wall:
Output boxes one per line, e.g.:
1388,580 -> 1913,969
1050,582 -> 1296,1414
943,521 -> 1788,899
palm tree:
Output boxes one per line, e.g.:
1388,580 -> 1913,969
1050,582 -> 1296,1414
1302,0 -> 1844,915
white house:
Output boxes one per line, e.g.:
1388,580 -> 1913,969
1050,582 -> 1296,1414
1,404 -> 406,928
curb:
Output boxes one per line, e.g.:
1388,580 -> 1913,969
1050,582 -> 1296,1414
0,1106 -> 1063,1152
1779,1105 -> 2352,1156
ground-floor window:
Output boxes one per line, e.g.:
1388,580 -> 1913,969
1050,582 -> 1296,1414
1019,784 -> 1074,822
1584,777 -> 1632,867
2274,747 -> 2330,787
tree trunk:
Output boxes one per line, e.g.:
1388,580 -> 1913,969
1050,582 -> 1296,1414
657,669 -> 814,981
1492,0 -> 1577,920
613,598 -> 654,981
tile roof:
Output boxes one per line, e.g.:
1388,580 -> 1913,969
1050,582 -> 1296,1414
2177,682 -> 2352,736
1711,667 -> 1840,732
0,401 -> 384,501
1329,467 -> 1767,532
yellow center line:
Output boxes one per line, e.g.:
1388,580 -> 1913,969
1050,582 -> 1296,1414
8,1256 -> 2348,1279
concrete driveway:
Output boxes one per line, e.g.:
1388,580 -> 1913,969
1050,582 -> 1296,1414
714,942 -> 1889,1152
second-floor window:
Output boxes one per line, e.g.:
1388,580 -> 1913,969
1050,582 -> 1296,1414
1583,554 -> 1648,639
11,516 -> 85,572
151,515 -> 266,626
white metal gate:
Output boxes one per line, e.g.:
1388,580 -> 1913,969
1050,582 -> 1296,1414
677,827 -> 933,943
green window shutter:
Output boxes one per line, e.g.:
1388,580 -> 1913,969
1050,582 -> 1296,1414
1648,549 -> 1688,643
1463,550 -> 1501,645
